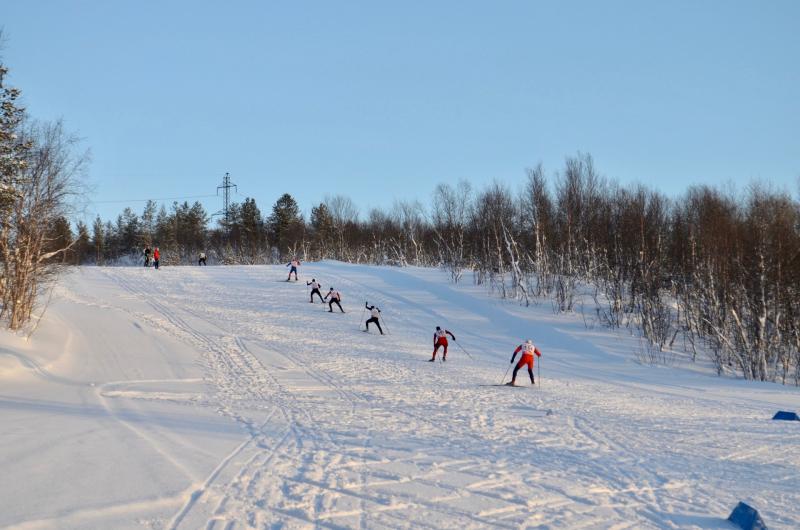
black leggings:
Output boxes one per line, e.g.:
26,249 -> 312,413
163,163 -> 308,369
366,317 -> 383,334
512,365 -> 535,383
310,288 -> 323,302
328,299 -> 343,312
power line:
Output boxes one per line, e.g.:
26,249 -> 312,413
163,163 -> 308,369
92,194 -> 218,204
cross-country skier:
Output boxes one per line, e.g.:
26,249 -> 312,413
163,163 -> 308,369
198,251 -> 207,266
364,302 -> 383,334
153,247 -> 160,270
286,257 -> 300,281
144,246 -> 152,267
324,287 -> 344,313
430,326 -> 456,362
307,279 -> 323,303
508,339 -> 541,386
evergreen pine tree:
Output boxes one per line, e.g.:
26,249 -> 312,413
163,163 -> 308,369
310,202 -> 334,258
119,207 -> 139,252
0,60 -> 31,214
268,193 -> 303,257
92,216 -> 105,264
140,199 -> 157,247
47,216 -> 73,263
74,221 -> 90,264
240,197 -> 265,260
154,204 -> 172,249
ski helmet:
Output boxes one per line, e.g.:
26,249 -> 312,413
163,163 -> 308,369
436,326 -> 441,330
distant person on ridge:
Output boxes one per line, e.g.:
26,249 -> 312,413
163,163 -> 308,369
430,326 -> 456,362
508,339 -> 541,386
307,279 -> 323,303
144,246 -> 152,267
364,302 -> 383,334
286,257 -> 301,281
198,251 -> 207,266
324,287 -> 344,313
153,247 -> 160,270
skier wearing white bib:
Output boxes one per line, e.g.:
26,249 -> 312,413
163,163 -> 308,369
324,287 -> 344,313
286,257 -> 300,281
508,339 -> 541,386
430,326 -> 456,362
364,302 -> 383,334
307,279 -> 323,303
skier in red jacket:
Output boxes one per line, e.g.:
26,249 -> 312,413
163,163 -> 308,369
429,326 -> 456,362
508,339 -> 541,385
153,247 -> 161,270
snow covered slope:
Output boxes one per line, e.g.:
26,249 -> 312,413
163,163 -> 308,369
1,262 -> 798,529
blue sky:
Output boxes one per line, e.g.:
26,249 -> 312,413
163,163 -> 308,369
2,0 -> 798,225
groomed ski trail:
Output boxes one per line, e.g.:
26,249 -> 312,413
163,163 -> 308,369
2,263 -> 798,529
116,264 -> 800,529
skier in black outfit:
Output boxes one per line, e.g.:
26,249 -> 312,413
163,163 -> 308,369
364,302 -> 383,334
307,279 -> 323,303
144,247 -> 152,267
324,287 -> 344,313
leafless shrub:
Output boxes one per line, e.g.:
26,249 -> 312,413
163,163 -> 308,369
0,121 -> 87,330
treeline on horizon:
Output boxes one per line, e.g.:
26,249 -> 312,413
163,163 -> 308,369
59,154 -> 800,386
2,43 -> 798,386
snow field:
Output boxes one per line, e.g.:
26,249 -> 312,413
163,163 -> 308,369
0,262 -> 798,529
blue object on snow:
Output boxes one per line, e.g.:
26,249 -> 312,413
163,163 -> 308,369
727,502 -> 767,530
772,411 -> 800,421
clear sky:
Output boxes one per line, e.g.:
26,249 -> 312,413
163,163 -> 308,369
2,0 -> 799,225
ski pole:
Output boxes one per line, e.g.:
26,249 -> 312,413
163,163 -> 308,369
359,303 -> 367,331
500,363 -> 512,385
538,357 -> 542,389
380,311 -> 391,335
455,341 -> 475,360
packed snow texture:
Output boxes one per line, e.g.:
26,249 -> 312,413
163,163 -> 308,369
0,262 -> 798,529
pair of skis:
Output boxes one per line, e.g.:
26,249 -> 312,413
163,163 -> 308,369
479,382 -> 533,388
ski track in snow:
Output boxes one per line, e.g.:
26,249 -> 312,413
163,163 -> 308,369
2,263 -> 799,529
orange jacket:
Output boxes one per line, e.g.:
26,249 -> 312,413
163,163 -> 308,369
510,343 -> 541,364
